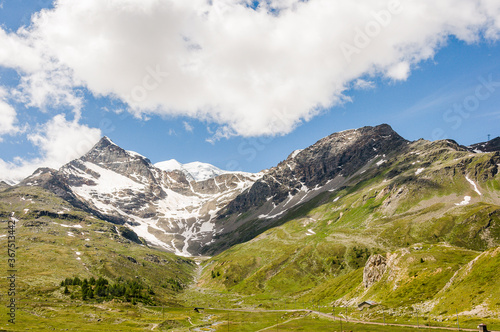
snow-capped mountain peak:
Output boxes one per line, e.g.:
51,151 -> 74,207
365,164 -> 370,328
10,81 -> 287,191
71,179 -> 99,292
155,159 -> 183,172
22,137 -> 261,256
182,162 -> 228,182
155,159 -> 229,182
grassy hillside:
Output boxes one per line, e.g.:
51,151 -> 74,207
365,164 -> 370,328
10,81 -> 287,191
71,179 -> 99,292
0,185 -> 196,308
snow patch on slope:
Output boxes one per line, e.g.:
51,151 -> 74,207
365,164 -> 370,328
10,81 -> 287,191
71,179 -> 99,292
306,229 -> 316,236
466,176 -> 482,196
59,223 -> 83,228
455,196 -> 471,206
80,162 -> 145,194
415,168 -> 425,175
155,159 -> 183,172
289,149 -> 303,159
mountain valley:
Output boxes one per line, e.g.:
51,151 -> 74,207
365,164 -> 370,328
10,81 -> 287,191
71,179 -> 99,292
1,124 -> 500,331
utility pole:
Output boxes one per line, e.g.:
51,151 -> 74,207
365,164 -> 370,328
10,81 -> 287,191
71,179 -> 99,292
488,134 -> 491,141
383,309 -> 385,326
345,307 -> 348,330
417,309 -> 419,328
456,309 -> 460,331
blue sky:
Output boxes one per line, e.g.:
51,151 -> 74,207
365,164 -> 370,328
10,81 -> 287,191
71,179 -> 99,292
0,0 -> 499,183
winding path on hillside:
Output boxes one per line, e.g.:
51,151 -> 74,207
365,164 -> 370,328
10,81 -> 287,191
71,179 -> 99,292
182,259 -> 496,331
202,307 -> 497,332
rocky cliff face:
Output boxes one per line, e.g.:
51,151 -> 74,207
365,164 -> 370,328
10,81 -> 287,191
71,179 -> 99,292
220,124 -> 406,217
363,254 -> 388,288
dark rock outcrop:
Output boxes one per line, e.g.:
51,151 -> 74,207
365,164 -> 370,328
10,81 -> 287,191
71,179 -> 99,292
469,136 -> 500,153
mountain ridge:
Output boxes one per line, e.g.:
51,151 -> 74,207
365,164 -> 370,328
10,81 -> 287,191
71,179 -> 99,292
20,136 -> 261,256
203,124 -> 409,254
11,125 -> 500,257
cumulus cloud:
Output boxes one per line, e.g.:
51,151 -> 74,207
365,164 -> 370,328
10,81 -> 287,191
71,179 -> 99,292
0,28 -> 41,73
1,0 -> 500,139
0,114 -> 101,183
0,87 -> 20,140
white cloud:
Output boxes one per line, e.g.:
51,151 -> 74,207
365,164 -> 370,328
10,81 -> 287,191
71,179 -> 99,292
27,114 -> 101,167
183,121 -> 194,133
0,28 -> 41,73
14,65 -> 83,113
0,87 -> 19,140
0,114 -> 101,183
386,62 -> 411,81
1,0 -> 500,138
353,79 -> 376,90
0,25 -> 82,113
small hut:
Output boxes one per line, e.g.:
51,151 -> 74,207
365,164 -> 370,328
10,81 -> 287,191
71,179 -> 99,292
357,300 -> 378,310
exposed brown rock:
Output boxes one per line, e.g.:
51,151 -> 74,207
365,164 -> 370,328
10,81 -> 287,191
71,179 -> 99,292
363,254 -> 387,288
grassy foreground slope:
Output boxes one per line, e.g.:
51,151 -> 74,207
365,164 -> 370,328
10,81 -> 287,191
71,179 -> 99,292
0,185 -> 196,308
199,140 -> 500,318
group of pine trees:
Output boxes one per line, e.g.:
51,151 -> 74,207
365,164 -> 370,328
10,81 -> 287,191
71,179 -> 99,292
61,276 -> 155,305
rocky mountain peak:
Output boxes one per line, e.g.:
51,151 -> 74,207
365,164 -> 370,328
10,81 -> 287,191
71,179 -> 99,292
209,124 -> 408,254
0,180 -> 11,191
81,136 -> 151,166
19,168 -> 58,186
